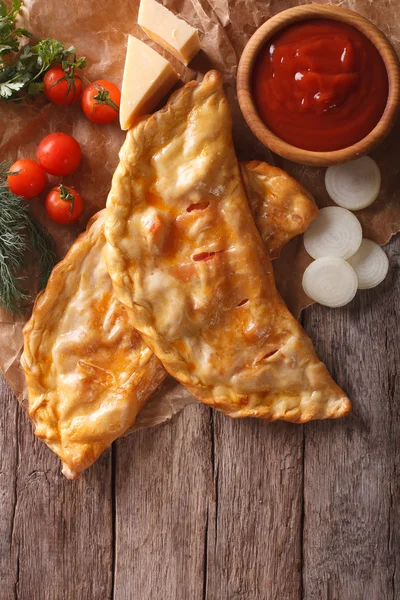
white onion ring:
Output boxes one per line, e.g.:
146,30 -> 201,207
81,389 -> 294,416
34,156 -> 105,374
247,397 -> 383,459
347,239 -> 389,289
325,156 -> 381,211
303,206 -> 362,260
302,257 -> 358,308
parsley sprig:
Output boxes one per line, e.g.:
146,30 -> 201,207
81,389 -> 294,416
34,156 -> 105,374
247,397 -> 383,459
0,0 -> 29,53
0,0 -> 85,101
0,162 -> 57,315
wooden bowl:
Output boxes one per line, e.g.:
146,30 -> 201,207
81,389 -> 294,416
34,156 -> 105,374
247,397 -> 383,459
237,4 -> 400,166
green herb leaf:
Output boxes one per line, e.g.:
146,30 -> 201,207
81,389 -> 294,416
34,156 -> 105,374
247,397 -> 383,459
33,38 -> 66,70
27,218 -> 57,289
0,78 -> 25,97
27,80 -> 43,96
0,0 -> 27,58
11,0 -> 23,15
0,44 -> 14,55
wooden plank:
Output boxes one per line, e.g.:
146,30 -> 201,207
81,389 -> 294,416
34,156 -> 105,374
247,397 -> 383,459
1,380 -> 114,600
205,413 -> 303,599
113,402 -> 213,600
1,256 -> 397,600
301,236 -> 400,600
0,378 -> 19,599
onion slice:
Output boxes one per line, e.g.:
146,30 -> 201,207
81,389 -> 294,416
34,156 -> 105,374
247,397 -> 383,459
302,257 -> 358,308
303,206 -> 362,260
325,156 -> 381,210
347,238 -> 389,289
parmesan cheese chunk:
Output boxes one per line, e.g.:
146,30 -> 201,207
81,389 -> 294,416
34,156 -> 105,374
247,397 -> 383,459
138,0 -> 200,65
120,35 -> 179,131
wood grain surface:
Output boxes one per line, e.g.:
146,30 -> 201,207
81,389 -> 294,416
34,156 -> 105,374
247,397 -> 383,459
0,235 -> 399,600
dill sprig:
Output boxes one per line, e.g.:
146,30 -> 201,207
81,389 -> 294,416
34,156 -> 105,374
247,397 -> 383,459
0,161 -> 57,315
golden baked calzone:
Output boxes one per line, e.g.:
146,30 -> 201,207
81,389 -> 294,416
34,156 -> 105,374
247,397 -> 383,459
21,212 -> 166,479
105,70 -> 350,423
241,160 -> 318,259
21,162 -> 316,478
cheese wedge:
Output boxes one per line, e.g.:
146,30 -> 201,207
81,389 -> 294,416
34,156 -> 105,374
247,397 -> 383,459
120,35 -> 179,131
138,0 -> 200,65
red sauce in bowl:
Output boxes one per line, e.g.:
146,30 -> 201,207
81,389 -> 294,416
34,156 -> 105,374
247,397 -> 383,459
252,19 -> 389,152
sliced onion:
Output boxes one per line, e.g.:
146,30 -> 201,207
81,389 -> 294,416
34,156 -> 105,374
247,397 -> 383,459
325,156 -> 381,210
302,257 -> 358,308
303,206 -> 362,260
347,238 -> 389,289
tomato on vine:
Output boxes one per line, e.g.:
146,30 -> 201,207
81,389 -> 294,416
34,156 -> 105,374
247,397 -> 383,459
43,65 -> 82,105
81,80 -> 120,124
45,185 -> 83,224
43,55 -> 86,105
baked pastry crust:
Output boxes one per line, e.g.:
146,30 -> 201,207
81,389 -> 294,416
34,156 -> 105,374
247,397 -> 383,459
241,160 -> 318,258
20,160 -> 316,477
105,70 -> 351,423
21,211 -> 166,479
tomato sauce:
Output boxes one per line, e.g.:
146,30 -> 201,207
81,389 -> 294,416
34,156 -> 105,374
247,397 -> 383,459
252,19 -> 389,152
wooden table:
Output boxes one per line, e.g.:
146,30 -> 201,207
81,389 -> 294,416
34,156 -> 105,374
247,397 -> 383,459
1,235 -> 398,600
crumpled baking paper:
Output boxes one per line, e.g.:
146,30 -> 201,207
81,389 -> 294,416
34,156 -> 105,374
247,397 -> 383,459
1,0 -> 399,430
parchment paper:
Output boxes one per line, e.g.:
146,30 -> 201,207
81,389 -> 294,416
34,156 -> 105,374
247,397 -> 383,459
1,0 -> 399,430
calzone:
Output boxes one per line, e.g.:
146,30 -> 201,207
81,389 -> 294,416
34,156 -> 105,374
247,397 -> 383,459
105,70 -> 351,423
22,212 -> 166,479
240,160 -> 318,259
21,163 -> 316,478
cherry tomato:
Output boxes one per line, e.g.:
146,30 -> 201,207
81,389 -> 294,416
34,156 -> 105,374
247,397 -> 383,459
43,65 -> 83,105
7,159 -> 46,199
81,80 -> 120,124
37,132 -> 82,176
45,185 -> 83,224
